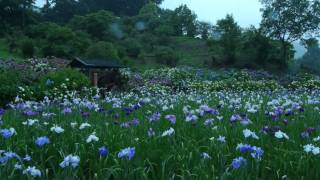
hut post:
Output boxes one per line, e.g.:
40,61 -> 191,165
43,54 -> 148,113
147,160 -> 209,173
93,71 -> 98,87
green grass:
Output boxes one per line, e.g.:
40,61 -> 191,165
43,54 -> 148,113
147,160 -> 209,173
172,37 -> 212,67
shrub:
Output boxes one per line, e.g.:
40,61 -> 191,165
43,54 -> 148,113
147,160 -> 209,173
86,41 -> 119,60
20,38 -> 35,58
154,46 -> 179,67
40,68 -> 90,99
124,38 -> 141,58
287,73 -> 320,90
42,44 -> 70,58
0,69 -> 22,107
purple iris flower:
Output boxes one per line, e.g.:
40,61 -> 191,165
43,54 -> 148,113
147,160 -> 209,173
240,117 -> 252,126
306,127 -> 316,134
251,147 -> 264,159
35,136 -> 50,147
118,147 -> 135,160
165,115 -> 176,124
138,100 -> 146,106
299,107 -> 305,112
98,108 -> 105,113
123,107 -> 133,115
0,129 -> 14,139
231,157 -> 247,169
0,108 -> 5,116
131,118 -> 140,126
24,110 -> 38,117
16,103 -> 26,110
0,156 -> 9,164
23,155 -> 32,161
237,144 -> 253,153
98,146 -> 109,157
149,112 -> 161,122
230,114 -> 241,123
0,152 -> 20,164
285,109 -> 294,116
63,107 -> 72,114
81,112 -> 90,118
200,105 -> 218,115
204,119 -> 214,126
301,127 -> 316,139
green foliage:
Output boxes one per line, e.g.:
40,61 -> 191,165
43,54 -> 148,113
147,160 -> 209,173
86,41 -> 119,60
20,38 -> 35,58
298,38 -> 320,74
69,10 -> 117,40
27,22 -> 90,58
288,73 -> 320,90
260,0 -> 320,68
123,38 -> 142,58
0,69 -> 22,106
40,68 -> 90,98
154,46 -> 180,67
171,5 -> 197,37
0,0 -> 36,32
214,14 -> 242,65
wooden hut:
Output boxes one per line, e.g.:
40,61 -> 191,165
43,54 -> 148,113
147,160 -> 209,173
69,57 -> 123,88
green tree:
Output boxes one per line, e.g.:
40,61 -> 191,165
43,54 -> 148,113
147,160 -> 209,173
69,10 -> 117,40
260,0 -> 320,69
136,2 -> 161,32
86,41 -> 119,60
299,38 -> 320,73
0,0 -> 36,32
214,14 -> 242,65
42,0 -> 80,23
171,5 -> 197,37
20,38 -> 35,58
77,0 -> 164,17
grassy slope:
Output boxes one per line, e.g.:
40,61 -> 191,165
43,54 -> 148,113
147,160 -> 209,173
172,37 -> 212,67
131,37 -> 213,70
0,36 -> 212,68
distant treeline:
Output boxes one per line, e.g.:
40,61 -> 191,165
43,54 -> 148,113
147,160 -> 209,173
0,0 -> 319,72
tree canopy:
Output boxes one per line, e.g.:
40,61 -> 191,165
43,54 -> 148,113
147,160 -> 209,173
260,0 -> 320,68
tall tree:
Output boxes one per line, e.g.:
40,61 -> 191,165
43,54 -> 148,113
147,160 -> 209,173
214,14 -> 242,65
69,10 -> 117,40
0,0 -> 35,32
42,0 -> 80,23
171,5 -> 197,37
260,0 -> 320,69
299,38 -> 320,73
78,0 -> 164,16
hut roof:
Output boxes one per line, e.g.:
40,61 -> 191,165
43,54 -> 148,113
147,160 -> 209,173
70,57 -> 123,69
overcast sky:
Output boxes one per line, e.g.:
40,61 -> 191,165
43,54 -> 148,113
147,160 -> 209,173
161,0 -> 262,28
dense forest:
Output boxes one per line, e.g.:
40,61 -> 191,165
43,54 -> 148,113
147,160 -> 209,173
0,0 -> 320,72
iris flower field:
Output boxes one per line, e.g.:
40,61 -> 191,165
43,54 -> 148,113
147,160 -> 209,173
1,69 -> 320,179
